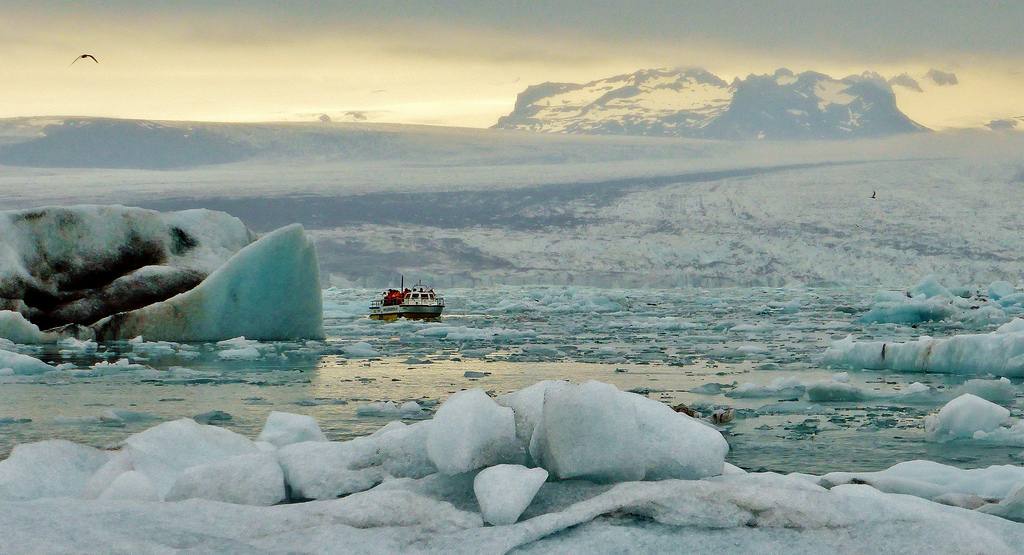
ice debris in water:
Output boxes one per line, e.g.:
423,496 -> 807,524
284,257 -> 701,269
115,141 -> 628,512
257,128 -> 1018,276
858,276 -> 1012,326
356,401 -> 425,418
727,376 -> 805,398
0,348 -> 52,375
343,341 -> 380,358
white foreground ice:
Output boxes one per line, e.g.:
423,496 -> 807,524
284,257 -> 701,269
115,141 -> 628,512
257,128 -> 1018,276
2,379 -> 1024,552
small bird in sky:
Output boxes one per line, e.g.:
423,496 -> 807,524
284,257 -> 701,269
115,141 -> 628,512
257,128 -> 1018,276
870,190 -> 877,199
70,54 -> 99,66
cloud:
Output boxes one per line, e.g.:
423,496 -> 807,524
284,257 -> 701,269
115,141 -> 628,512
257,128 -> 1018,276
925,69 -> 959,86
888,73 -> 922,92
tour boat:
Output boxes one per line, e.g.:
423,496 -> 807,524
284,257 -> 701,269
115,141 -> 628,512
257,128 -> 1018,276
369,278 -> 444,320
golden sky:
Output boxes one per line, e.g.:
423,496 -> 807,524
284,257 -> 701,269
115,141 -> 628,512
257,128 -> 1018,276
2,2 -> 1021,129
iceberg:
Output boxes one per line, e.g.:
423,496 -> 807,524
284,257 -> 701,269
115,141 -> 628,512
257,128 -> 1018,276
824,320 -> 1024,375
924,394 -> 1011,441
93,224 -> 323,342
0,206 -> 323,343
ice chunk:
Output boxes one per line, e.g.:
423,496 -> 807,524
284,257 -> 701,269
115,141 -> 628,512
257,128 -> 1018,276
370,420 -> 437,479
989,281 -> 1016,301
356,401 -> 425,418
97,470 -> 160,502
531,381 -> 644,482
821,459 -> 1024,502
343,341 -> 380,358
473,464 -> 548,525
630,392 -> 729,480
217,346 -> 262,360
981,484 -> 1024,522
121,418 -> 260,497
858,298 -> 955,325
910,275 -> 952,299
496,380 -> 569,460
166,453 -> 286,506
92,224 -> 323,342
0,348 -> 52,375
257,411 -> 327,447
0,440 -> 109,501
954,377 -> 1016,404
426,389 -> 518,475
0,311 -> 55,343
824,329 -> 1024,375
806,380 -> 873,402
277,440 -> 384,500
726,376 -> 805,398
924,394 -> 1011,441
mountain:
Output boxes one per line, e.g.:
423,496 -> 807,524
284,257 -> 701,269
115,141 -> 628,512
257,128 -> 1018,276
495,68 -> 928,140
0,118 -> 254,169
494,68 -> 732,136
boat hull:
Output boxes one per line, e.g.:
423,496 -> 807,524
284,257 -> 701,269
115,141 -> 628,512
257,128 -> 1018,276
369,304 -> 444,321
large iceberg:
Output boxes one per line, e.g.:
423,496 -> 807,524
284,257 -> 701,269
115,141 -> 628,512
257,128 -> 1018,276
824,319 -> 1024,375
0,206 -> 323,342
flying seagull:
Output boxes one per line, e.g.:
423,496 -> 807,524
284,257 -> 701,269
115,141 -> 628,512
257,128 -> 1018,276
870,190 -> 877,199
70,54 -> 99,66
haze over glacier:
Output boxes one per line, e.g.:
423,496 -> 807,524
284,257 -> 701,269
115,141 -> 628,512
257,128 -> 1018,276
0,115 -> 1020,289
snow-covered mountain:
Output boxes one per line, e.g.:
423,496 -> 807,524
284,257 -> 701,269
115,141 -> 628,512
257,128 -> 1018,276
494,68 -> 732,136
495,68 -> 928,140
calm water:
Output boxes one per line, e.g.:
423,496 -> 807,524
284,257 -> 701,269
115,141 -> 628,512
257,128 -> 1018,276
2,286 -> 1021,474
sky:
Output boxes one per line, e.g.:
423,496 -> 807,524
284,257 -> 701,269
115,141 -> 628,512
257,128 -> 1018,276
2,1 -> 1022,129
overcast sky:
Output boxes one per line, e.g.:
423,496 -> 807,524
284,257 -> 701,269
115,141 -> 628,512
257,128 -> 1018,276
3,1 -> 1021,128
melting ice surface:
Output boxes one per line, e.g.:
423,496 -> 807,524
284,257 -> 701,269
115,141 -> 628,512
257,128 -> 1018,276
2,285 -> 1024,474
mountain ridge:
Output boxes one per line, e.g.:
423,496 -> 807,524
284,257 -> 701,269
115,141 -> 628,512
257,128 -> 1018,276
495,67 -> 929,140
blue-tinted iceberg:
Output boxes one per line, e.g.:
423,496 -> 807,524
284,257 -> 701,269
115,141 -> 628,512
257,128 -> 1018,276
0,206 -> 322,342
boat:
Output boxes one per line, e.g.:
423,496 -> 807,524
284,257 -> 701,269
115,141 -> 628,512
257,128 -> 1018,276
369,278 -> 444,321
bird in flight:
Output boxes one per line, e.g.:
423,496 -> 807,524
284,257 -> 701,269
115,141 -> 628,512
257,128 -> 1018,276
870,190 -> 877,199
70,54 -> 99,66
